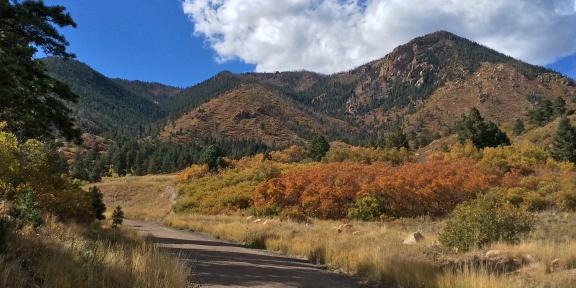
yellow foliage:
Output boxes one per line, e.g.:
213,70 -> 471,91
270,145 -> 307,163
178,164 -> 209,182
323,145 -> 414,165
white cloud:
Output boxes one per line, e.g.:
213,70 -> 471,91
182,0 -> 576,73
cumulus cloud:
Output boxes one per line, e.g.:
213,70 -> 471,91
182,0 -> 576,73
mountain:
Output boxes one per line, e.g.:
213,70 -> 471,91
42,57 -> 168,137
44,31 -> 576,149
112,79 -> 181,104
160,84 -> 361,147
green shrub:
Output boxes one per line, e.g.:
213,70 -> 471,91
347,196 -> 384,221
13,189 -> 42,228
439,192 -> 534,251
249,204 -> 280,217
279,207 -> 308,223
220,195 -> 251,209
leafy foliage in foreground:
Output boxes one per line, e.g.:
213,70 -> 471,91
439,191 -> 534,251
0,124 -> 94,223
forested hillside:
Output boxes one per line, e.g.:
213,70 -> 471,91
44,31 -> 576,150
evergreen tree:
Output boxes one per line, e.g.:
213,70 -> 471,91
527,99 -> 554,126
454,108 -> 510,148
111,206 -> 124,228
551,117 -> 576,163
552,96 -> 567,116
512,119 -> 525,136
200,145 -> 225,172
381,124 -> 409,149
0,0 -> 81,142
308,135 -> 330,161
89,186 -> 106,220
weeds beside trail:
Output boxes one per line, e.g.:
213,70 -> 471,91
166,213 -> 576,288
0,217 -> 192,288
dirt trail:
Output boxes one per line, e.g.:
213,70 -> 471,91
126,219 -> 369,288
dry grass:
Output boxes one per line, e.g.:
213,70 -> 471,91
0,217 -> 192,288
165,213 -> 576,288
91,174 -> 179,221
166,213 -> 443,287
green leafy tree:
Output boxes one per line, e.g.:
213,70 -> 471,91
89,186 -> 106,220
512,119 -> 525,136
308,136 -> 330,161
0,0 -> 81,141
13,189 -> 43,228
551,117 -> 576,163
200,145 -> 225,172
381,124 -> 409,149
111,206 -> 124,228
454,108 -> 510,148
439,192 -> 533,251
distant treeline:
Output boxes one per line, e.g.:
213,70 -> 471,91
70,138 -> 268,182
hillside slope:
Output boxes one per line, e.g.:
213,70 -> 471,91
43,58 -> 166,137
161,84 -> 361,147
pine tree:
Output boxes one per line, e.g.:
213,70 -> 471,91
512,119 -> 525,136
308,136 -> 330,161
382,124 -> 409,149
0,0 -> 81,141
200,145 -> 225,172
454,108 -> 510,148
89,186 -> 106,220
551,117 -> 576,163
552,97 -> 567,116
112,206 -> 124,228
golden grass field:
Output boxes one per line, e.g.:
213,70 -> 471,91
90,174 -> 180,221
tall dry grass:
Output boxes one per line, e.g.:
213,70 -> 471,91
166,213 -> 443,287
165,213 -> 576,288
91,174 -> 179,221
0,217 -> 192,288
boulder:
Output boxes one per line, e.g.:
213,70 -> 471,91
403,232 -> 424,244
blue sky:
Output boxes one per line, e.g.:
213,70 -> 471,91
45,0 -> 255,87
46,0 -> 575,87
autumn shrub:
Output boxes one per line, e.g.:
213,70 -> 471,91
254,162 -> 391,219
270,145 -> 307,163
279,207 -> 308,222
0,127 -> 94,223
370,160 -> 497,217
558,190 -> 576,211
347,196 -> 385,221
439,192 -> 534,251
178,164 -> 209,182
255,160 -> 496,219
323,145 -> 413,165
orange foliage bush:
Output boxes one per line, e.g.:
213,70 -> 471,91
254,160 -> 498,219
368,160 -> 497,217
254,162 -> 391,219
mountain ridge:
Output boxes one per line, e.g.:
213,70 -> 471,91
44,31 -> 576,148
